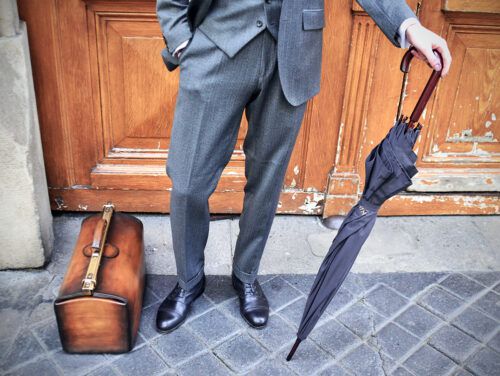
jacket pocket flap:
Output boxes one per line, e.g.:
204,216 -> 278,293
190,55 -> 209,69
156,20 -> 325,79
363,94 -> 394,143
302,9 -> 325,30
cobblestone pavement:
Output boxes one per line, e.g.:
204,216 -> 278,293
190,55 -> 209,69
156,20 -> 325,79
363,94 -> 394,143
1,271 -> 499,376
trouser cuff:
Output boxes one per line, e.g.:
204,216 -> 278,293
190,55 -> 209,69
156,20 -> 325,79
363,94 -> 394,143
177,266 -> 204,291
232,262 -> 257,284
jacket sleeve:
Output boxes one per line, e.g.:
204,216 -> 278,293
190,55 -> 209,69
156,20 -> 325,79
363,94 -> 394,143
156,0 -> 193,54
355,0 -> 417,47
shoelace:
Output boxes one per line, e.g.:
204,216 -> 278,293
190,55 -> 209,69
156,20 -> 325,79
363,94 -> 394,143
244,282 -> 257,295
171,284 -> 187,298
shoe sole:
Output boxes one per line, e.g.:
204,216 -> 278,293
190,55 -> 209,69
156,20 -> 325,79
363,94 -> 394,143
231,279 -> 268,330
155,279 -> 206,334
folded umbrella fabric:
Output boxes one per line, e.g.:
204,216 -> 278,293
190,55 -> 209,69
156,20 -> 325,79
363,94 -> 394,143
286,46 -> 443,361
286,118 -> 421,361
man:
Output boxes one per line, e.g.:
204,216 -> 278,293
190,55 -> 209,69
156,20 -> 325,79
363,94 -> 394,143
155,0 -> 451,333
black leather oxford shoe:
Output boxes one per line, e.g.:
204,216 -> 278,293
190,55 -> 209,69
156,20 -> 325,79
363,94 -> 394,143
231,272 -> 269,329
156,274 -> 206,333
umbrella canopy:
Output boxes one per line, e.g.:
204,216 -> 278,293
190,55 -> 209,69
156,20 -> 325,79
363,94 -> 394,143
286,47 -> 443,361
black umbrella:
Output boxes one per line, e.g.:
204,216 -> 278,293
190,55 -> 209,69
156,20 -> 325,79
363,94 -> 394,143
286,47 -> 443,361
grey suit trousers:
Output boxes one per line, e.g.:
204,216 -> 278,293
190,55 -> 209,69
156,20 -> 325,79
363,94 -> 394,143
167,26 -> 307,291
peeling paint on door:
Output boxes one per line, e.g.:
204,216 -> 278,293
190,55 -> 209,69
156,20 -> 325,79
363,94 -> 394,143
298,193 -> 324,214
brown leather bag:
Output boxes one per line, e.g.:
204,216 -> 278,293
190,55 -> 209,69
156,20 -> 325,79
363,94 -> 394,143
54,204 -> 145,353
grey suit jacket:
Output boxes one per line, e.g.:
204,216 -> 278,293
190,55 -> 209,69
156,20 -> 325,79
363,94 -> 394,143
156,0 -> 416,106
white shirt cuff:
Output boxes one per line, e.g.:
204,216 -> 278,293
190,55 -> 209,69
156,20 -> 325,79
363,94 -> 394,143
174,39 -> 190,57
397,17 -> 420,49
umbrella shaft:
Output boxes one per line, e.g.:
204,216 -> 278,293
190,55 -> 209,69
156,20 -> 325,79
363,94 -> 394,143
286,338 -> 302,361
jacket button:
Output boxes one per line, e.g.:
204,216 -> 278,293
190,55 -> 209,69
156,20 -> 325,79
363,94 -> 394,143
256,20 -> 263,28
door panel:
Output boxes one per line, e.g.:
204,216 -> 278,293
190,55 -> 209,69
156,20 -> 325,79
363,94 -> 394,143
402,1 -> 500,196
323,0 -> 499,216
19,0 -> 499,214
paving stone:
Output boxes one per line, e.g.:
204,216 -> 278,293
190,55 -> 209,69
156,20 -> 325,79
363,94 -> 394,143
369,323 -> 420,361
394,304 -> 442,338
276,296 -> 331,329
310,319 -> 362,358
213,333 -> 268,372
143,286 -> 160,308
112,345 -> 168,376
339,343 -> 393,376
428,325 -> 481,363
363,284 -> 409,317
261,276 -> 302,312
277,338 -> 332,375
85,365 -> 120,376
139,302 -> 162,341
486,331 -> 500,353
244,358 -> 296,376
4,357 -> 60,376
440,273 -> 486,300
340,273 -> 367,297
390,367 -> 415,376
176,351 -> 231,376
146,274 -> 177,298
218,294 -> 246,324
388,272 -> 446,298
27,301 -> 54,324
186,308 -> 240,347
494,282 -> 500,295
337,301 -> 386,339
33,319 -> 62,351
281,274 -> 316,295
403,345 -> 456,375
202,275 -> 235,304
257,274 -> 277,284
185,294 -> 217,321
452,368 -> 474,376
150,326 -> 206,367
317,363 -> 353,376
357,273 -> 394,290
464,347 -> 500,376
0,271 -> 52,311
52,350 -> 107,376
0,338 -> 12,362
451,307 -> 498,342
0,330 -> 45,372
472,290 -> 500,321
359,272 -> 446,299
464,271 -> 500,288
418,285 -> 465,319
0,308 -> 25,340
1,271 -> 499,375
325,288 -> 356,317
247,313 -> 296,352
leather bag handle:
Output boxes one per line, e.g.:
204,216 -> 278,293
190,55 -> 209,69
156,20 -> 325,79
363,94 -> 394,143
91,218 -> 107,250
81,203 -> 114,295
400,46 -> 443,125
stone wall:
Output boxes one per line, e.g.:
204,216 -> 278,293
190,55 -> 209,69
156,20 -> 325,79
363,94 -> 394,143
0,0 -> 53,269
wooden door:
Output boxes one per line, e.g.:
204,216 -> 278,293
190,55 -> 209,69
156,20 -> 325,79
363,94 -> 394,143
323,0 -> 500,216
18,0 -> 338,214
18,0 -> 499,214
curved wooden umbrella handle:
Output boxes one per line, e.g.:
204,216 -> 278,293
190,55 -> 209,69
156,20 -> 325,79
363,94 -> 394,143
400,46 -> 443,125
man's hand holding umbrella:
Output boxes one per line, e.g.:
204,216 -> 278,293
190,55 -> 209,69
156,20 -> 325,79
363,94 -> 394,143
405,21 -> 452,76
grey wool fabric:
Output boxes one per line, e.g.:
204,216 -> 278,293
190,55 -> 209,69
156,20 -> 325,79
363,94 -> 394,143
157,0 -> 416,105
156,0 -> 417,290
